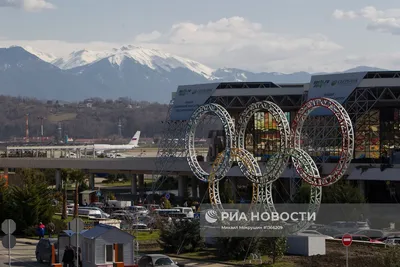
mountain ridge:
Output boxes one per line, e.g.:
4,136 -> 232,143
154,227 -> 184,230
0,45 -> 391,102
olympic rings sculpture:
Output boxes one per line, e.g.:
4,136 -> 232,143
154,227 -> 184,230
185,97 -> 354,233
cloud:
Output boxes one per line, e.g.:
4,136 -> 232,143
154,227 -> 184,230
0,0 -> 55,11
0,16 -> 344,73
134,31 -> 162,43
9,16 -> 400,73
333,6 -> 400,35
132,16 -> 343,72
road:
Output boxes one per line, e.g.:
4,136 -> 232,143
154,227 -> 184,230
0,240 -> 227,267
0,242 -> 39,267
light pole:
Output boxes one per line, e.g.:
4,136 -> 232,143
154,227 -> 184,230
37,116 -> 45,144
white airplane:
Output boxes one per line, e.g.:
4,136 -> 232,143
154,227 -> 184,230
95,131 -> 140,155
6,131 -> 141,157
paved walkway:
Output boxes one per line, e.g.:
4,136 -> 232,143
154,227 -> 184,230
0,241 -> 40,267
15,238 -> 230,266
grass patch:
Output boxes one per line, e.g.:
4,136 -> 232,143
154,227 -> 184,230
178,249 -> 218,260
99,179 -> 154,188
48,112 -> 77,122
52,214 -> 93,223
133,230 -> 160,241
100,181 -> 131,187
177,250 -> 295,266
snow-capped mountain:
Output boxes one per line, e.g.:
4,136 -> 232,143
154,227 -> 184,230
21,45 -> 58,63
52,49 -> 112,70
0,45 -> 390,102
53,45 -> 215,80
0,46 -> 107,100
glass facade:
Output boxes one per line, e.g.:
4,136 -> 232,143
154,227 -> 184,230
251,111 -> 292,161
380,108 -> 400,157
355,110 -> 380,159
247,108 -> 400,162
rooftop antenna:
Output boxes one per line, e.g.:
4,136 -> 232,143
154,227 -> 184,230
118,118 -> 122,137
25,113 -> 29,143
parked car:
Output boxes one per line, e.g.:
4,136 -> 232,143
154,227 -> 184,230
36,238 -> 58,263
317,227 -> 343,237
78,208 -> 106,219
334,234 -> 383,243
175,207 -> 194,218
138,254 -> 183,267
352,229 -> 386,239
127,205 -> 149,216
78,206 -> 110,218
89,202 -> 105,208
145,204 -> 161,211
298,230 -> 334,239
110,210 -> 136,221
328,221 -> 370,233
384,238 -> 400,246
378,232 -> 400,242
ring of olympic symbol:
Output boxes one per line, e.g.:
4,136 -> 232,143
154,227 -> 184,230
185,97 -> 354,233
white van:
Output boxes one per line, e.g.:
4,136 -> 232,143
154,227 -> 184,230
79,206 -> 110,218
78,209 -> 103,219
127,206 -> 149,216
176,207 -> 194,218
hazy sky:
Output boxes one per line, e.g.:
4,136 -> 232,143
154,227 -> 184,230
0,0 -> 400,73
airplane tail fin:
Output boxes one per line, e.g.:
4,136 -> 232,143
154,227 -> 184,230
128,131 -> 140,146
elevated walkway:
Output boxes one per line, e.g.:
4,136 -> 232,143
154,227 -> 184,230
0,157 -> 398,180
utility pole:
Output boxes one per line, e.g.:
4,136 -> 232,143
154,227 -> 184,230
118,118 -> 122,137
25,114 -> 29,143
58,122 -> 62,143
37,116 -> 45,144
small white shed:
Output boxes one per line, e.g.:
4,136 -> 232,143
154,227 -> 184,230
81,224 -> 135,267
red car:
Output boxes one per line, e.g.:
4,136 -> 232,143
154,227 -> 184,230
335,234 -> 383,243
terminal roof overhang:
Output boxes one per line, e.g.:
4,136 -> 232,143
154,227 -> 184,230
208,71 -> 400,96
171,71 -> 400,120
211,82 -> 307,97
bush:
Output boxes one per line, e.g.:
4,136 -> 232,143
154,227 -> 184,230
215,237 -> 287,262
158,219 -> 204,254
216,237 -> 258,260
257,237 -> 287,264
382,247 -> 400,267
53,219 -> 68,234
22,226 -> 37,237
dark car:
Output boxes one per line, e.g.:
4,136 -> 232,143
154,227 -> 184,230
35,238 -> 58,263
138,254 -> 184,267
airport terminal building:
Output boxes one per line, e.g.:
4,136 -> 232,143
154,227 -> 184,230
167,71 -> 400,203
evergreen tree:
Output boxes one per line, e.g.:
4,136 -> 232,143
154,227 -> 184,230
158,219 -> 203,253
8,169 -> 55,232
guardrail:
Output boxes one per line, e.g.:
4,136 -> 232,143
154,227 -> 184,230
326,238 -> 387,247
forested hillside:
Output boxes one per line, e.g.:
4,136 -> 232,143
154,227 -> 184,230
0,96 -> 169,140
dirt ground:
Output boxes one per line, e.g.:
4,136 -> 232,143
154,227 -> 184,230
287,241 -> 388,267
140,240 -> 391,266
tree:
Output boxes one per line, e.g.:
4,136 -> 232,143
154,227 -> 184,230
65,169 -> 87,217
43,169 -> 56,186
7,169 -> 55,232
60,169 -> 69,220
257,237 -> 287,264
158,219 -> 203,254
215,237 -> 258,260
0,177 -> 9,224
293,180 -> 365,203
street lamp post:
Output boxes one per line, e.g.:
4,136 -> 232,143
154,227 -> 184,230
37,116 -> 45,144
